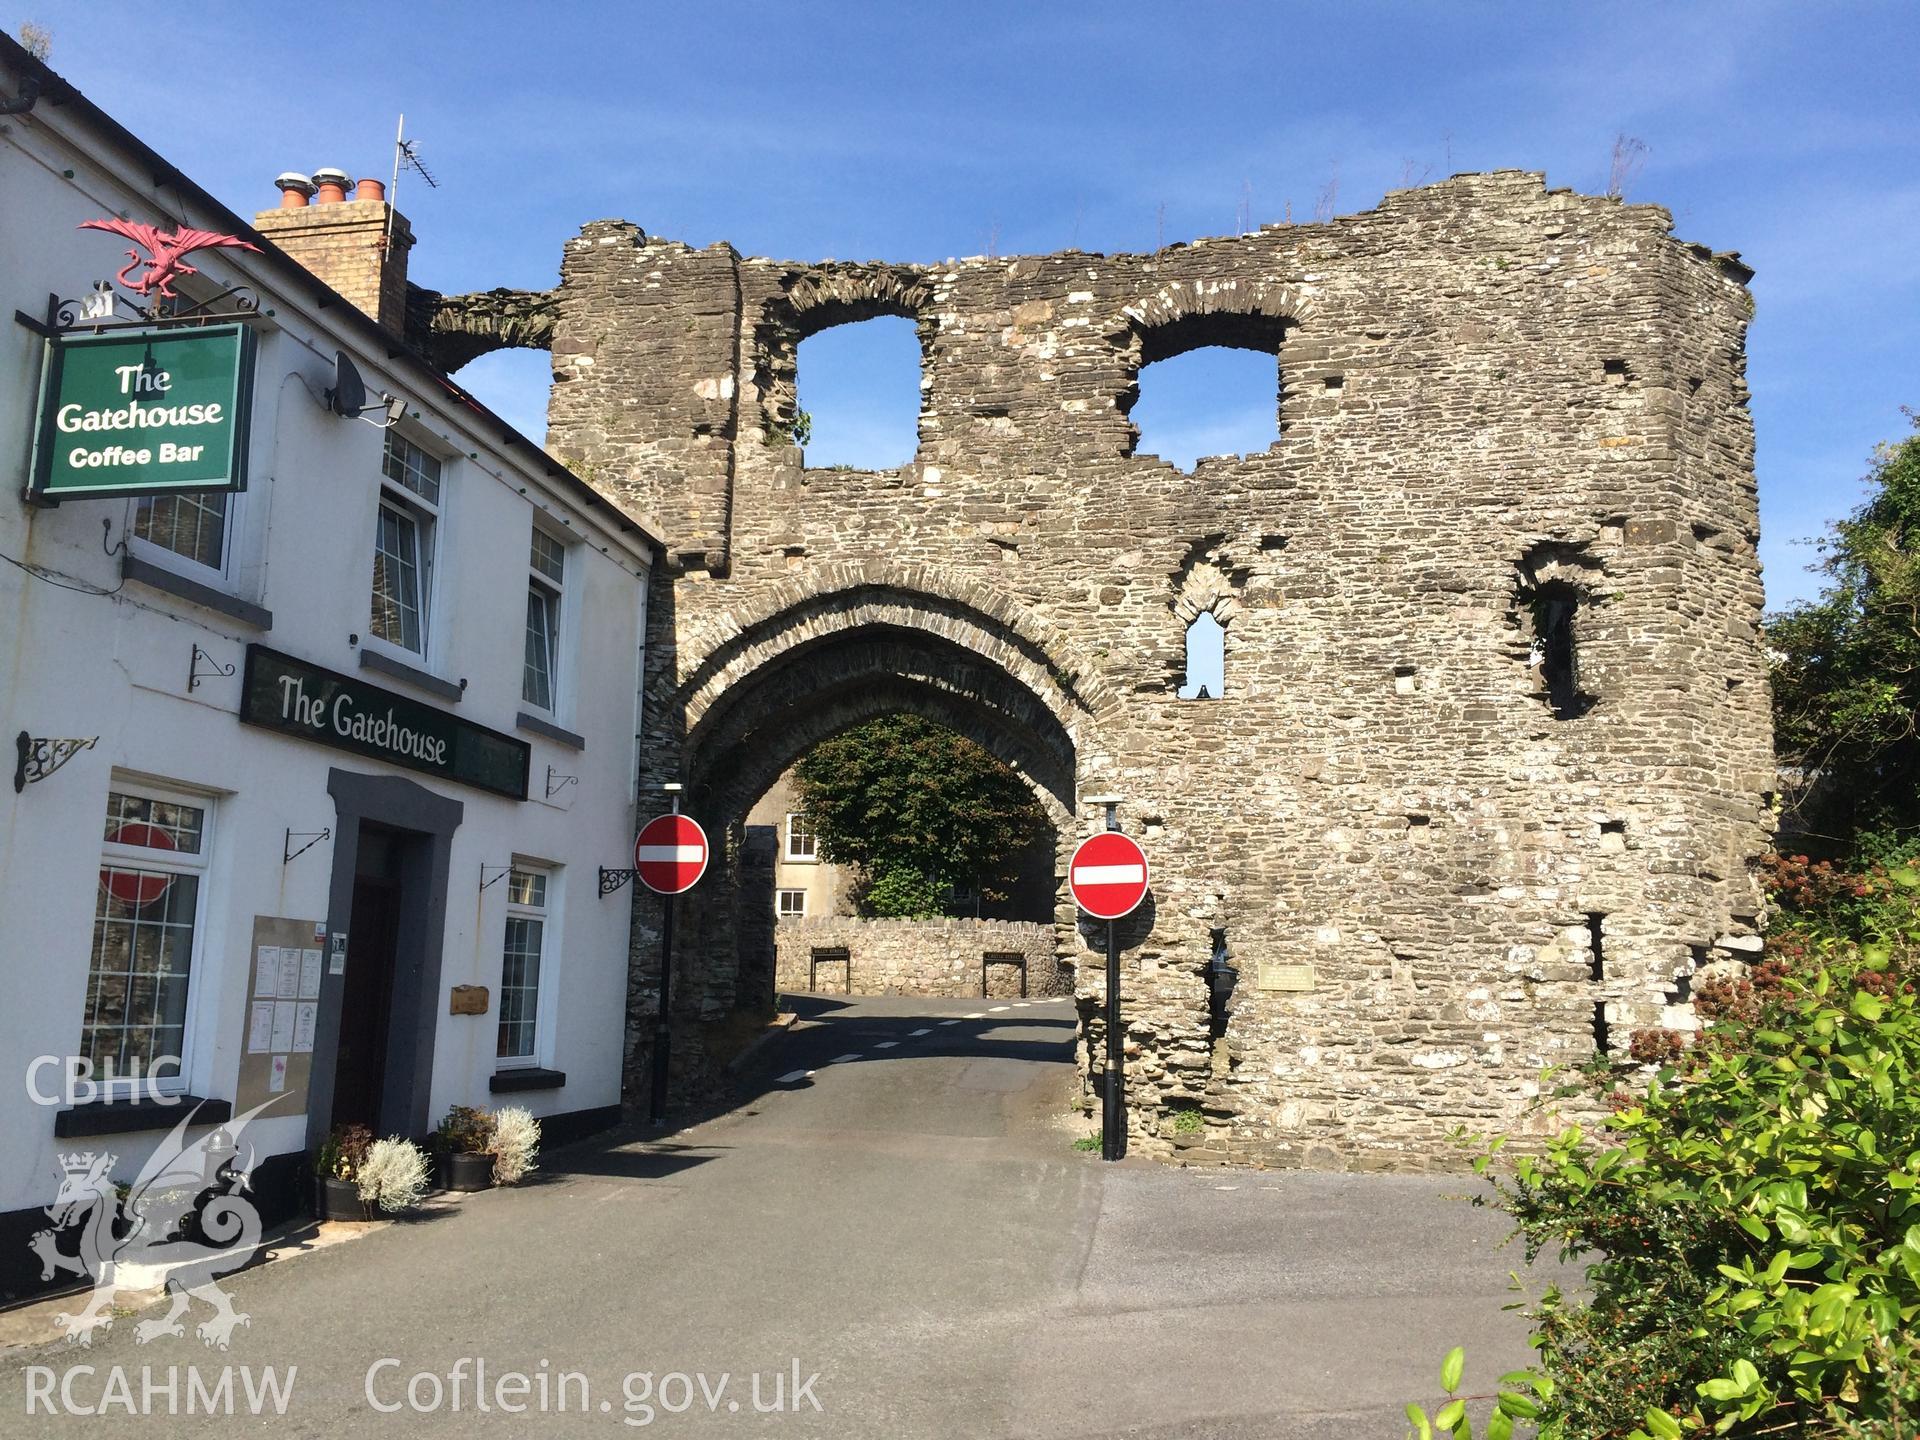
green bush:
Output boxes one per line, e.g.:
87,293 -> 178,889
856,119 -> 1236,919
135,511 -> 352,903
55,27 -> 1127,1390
1412,863 -> 1920,1439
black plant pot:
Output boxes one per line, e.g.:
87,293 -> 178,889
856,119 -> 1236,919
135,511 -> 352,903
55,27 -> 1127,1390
315,1174 -> 370,1221
441,1151 -> 494,1193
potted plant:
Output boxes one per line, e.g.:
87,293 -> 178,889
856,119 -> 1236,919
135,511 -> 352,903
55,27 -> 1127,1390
314,1123 -> 373,1220
356,1136 -> 431,1215
435,1104 -> 496,1192
487,1106 -> 541,1185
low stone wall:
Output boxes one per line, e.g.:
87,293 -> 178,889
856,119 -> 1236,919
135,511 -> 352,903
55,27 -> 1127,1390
775,918 -> 1066,999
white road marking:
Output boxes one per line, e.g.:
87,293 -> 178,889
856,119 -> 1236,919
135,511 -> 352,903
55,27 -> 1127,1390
989,1005 -> 1010,1012
939,1019 -> 960,1026
1071,862 -> 1145,886
635,844 -> 706,862
774,1070 -> 811,1084
829,1053 -> 861,1064
965,1012 -> 986,1019
874,1041 -> 898,1049
909,1027 -> 932,1036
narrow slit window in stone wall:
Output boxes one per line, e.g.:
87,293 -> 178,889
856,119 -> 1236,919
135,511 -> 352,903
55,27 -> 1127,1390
1527,583 -> 1596,719
794,316 -> 921,469
1179,611 -> 1225,699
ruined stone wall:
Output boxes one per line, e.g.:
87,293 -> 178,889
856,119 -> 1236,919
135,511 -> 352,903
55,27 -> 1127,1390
461,171 -> 1772,1168
774,918 -> 1065,1000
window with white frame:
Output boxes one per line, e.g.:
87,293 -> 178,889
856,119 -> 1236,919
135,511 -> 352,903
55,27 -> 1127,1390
784,813 -> 817,862
497,866 -> 550,1064
522,526 -> 567,712
132,491 -> 229,574
776,889 -> 806,920
85,786 -> 211,1090
370,431 -> 443,655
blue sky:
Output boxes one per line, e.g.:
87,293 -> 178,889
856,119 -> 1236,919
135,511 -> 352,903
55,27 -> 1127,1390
17,1 -> 1913,610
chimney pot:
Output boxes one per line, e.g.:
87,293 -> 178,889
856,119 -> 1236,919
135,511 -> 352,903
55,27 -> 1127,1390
312,167 -> 350,203
274,171 -> 315,209
354,177 -> 386,203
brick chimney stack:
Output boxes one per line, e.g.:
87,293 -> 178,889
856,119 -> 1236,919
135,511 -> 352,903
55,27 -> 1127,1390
254,166 -> 414,334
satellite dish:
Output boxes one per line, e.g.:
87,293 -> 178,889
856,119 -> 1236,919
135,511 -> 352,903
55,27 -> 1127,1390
325,351 -> 367,417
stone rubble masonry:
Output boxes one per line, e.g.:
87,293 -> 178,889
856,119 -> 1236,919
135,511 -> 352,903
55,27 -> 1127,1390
256,198 -> 414,335
414,171 -> 1774,1170
774,918 -> 1065,1000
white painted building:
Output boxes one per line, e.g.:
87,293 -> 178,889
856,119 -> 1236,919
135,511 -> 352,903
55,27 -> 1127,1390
0,35 -> 658,1293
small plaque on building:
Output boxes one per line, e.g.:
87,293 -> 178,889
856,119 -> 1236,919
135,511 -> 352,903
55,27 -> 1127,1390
448,984 -> 490,1016
1259,963 -> 1317,992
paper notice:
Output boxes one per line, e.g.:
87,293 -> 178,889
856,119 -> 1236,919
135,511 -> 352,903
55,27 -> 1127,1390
246,1001 -> 275,1054
254,946 -> 281,997
276,948 -> 302,1000
299,949 -> 323,1000
270,1001 -> 296,1052
269,1054 -> 288,1093
292,1002 -> 317,1054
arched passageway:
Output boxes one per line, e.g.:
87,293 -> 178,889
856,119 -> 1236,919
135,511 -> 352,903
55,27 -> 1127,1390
630,583 -> 1103,1099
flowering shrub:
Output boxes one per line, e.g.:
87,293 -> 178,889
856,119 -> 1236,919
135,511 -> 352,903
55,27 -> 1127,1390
488,1107 -> 540,1186
356,1137 -> 430,1214
1410,854 -> 1920,1439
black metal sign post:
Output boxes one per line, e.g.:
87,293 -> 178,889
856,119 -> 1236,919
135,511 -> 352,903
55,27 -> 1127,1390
1103,915 -> 1122,1161
651,888 -> 674,1124
1069,794 -> 1141,1165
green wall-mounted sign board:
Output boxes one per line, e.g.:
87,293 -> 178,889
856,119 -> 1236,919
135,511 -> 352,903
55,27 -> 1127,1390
239,646 -> 532,801
29,324 -> 255,502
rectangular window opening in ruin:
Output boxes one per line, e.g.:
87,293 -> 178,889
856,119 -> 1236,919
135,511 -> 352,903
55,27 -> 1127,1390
1129,342 -> 1281,470
1586,912 -> 1606,981
792,315 -> 922,471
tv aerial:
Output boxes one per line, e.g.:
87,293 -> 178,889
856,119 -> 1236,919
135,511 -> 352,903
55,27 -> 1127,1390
386,115 -> 439,245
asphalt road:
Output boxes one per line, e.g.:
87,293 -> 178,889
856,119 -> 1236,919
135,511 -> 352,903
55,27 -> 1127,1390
1,993 -> 1543,1437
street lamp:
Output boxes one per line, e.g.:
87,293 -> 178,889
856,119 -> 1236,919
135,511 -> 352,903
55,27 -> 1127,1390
1083,793 -> 1124,1159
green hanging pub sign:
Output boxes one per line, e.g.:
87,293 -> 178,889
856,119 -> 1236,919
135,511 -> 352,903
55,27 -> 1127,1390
28,324 -> 255,503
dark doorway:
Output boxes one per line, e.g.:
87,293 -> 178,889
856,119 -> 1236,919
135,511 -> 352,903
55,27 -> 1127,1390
331,824 -> 406,1132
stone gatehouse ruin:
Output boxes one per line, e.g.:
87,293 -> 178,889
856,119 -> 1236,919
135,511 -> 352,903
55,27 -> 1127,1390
415,171 -> 1773,1168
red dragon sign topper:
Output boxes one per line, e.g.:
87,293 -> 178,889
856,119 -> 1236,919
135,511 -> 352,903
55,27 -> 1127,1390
77,219 -> 262,301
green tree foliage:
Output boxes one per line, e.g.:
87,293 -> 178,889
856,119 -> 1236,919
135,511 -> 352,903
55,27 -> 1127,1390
791,714 -> 1049,919
1411,857 -> 1920,1439
1769,412 -> 1920,853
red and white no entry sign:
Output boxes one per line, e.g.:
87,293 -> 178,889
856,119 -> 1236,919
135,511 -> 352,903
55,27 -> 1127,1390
1069,830 -> 1149,920
634,812 -> 709,895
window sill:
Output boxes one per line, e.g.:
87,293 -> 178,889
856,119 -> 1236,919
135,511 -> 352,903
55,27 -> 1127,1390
515,712 -> 585,750
359,648 -> 464,703
488,1067 -> 566,1094
54,1094 -> 231,1138
122,555 -> 272,631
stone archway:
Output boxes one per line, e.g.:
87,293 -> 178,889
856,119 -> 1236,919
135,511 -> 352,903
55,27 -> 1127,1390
629,579 -> 1102,1103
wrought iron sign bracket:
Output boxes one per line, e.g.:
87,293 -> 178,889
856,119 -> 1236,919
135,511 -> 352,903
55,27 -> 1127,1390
545,765 -> 578,799
283,827 -> 331,865
479,863 -> 513,893
14,731 -> 98,793
599,868 -> 637,897
13,280 -> 266,341
189,644 -> 235,693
